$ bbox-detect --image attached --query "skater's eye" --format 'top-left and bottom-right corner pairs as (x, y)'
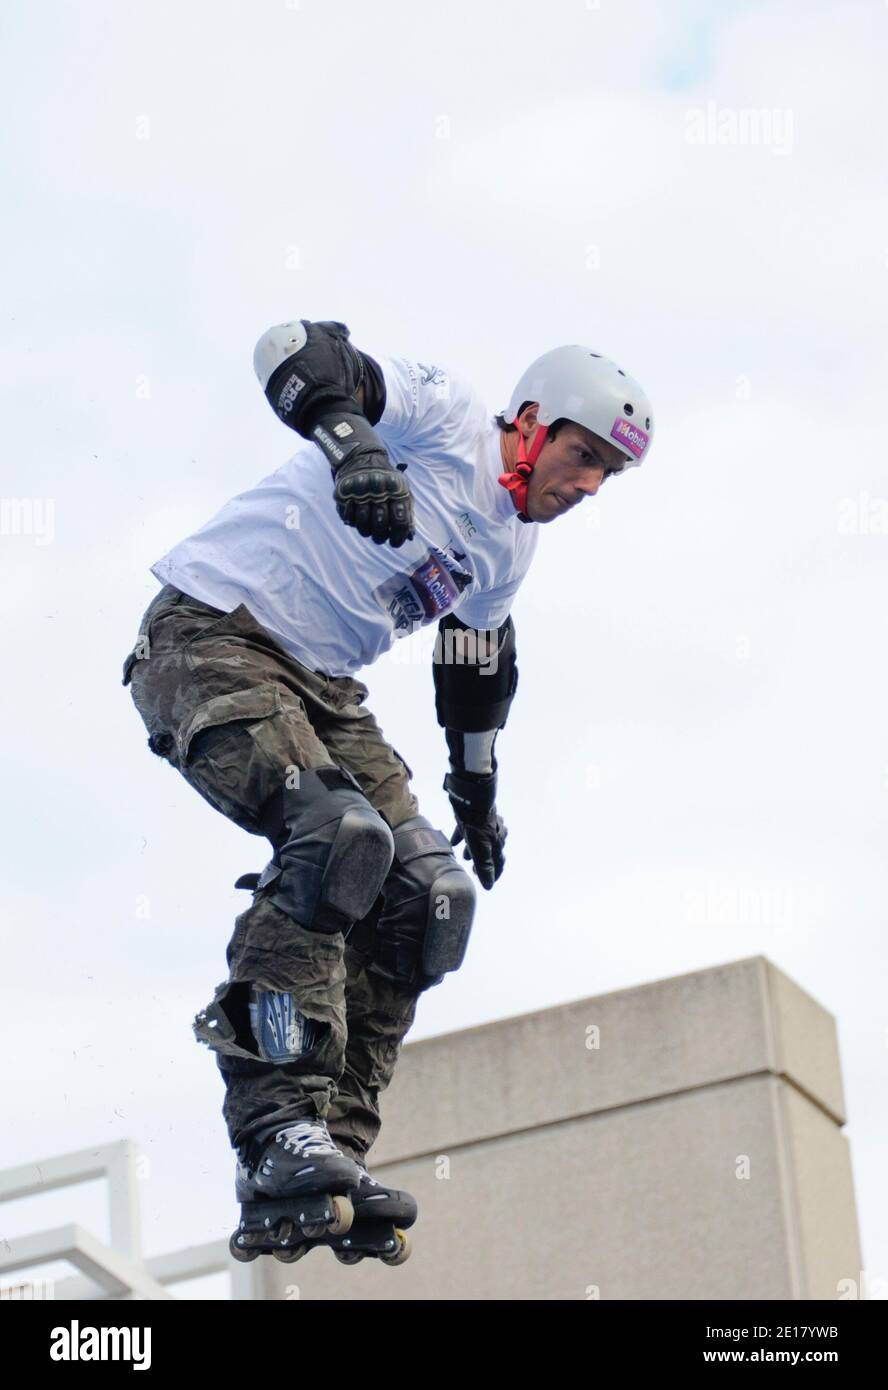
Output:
(576, 447), (602, 468)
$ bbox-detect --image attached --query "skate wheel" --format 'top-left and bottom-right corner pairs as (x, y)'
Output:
(273, 1244), (309, 1263)
(327, 1195), (354, 1236)
(380, 1229), (412, 1267)
(334, 1249), (364, 1265)
(229, 1232), (260, 1263)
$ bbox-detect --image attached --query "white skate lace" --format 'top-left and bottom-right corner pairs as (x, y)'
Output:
(275, 1120), (341, 1157)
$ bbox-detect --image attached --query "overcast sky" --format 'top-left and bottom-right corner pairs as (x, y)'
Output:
(3, 0), (887, 1297)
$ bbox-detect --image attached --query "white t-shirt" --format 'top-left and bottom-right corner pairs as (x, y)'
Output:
(151, 356), (539, 677)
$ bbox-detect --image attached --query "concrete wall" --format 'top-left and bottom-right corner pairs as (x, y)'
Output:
(263, 956), (862, 1300)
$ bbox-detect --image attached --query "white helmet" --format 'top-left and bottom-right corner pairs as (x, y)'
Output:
(501, 346), (654, 469)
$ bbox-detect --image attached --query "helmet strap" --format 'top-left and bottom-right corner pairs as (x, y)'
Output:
(498, 421), (549, 523)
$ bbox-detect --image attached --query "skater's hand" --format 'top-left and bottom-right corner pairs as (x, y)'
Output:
(333, 451), (416, 549)
(450, 815), (507, 891)
(444, 768), (507, 890)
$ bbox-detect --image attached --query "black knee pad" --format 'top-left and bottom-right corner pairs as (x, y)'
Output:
(370, 815), (477, 991)
(258, 766), (394, 933)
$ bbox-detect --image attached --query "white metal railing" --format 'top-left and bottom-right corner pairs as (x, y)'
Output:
(0, 1140), (262, 1300)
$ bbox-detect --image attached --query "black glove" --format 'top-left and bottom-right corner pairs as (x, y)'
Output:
(443, 767), (508, 891)
(332, 449), (415, 548)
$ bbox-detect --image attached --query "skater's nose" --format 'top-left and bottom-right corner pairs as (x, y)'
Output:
(576, 467), (605, 497)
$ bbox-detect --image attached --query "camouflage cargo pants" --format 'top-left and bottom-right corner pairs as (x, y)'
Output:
(122, 584), (423, 1161)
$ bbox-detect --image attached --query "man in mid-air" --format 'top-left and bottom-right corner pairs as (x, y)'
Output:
(122, 318), (654, 1263)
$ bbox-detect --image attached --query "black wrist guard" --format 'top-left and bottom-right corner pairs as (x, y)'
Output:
(311, 411), (394, 476)
(433, 613), (518, 732)
(443, 767), (498, 818)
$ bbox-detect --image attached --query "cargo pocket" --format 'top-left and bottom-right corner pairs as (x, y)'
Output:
(177, 683), (289, 832)
(181, 603), (255, 668)
(178, 683), (283, 762)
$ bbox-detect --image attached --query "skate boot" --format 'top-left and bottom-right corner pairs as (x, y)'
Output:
(229, 1119), (361, 1264)
(329, 1160), (417, 1266)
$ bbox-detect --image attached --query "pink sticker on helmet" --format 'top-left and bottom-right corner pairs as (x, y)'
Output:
(611, 417), (649, 458)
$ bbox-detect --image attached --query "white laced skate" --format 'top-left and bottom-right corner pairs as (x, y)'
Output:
(231, 1132), (414, 1264)
(235, 1117), (361, 1215)
(230, 1119), (360, 1261)
(275, 1120), (344, 1158)
(252, 1119), (345, 1183)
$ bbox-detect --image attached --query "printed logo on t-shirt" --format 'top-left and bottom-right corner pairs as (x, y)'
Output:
(418, 363), (447, 387)
(418, 363), (449, 401)
(373, 546), (473, 636)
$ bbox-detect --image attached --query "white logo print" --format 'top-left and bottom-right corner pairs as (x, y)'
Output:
(313, 426), (345, 460)
(50, 1321), (152, 1370)
(278, 374), (306, 413)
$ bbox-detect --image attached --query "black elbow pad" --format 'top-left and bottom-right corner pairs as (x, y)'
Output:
(255, 318), (385, 435)
(432, 613), (518, 732)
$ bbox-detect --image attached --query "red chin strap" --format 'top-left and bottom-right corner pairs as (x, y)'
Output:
(498, 423), (549, 523)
